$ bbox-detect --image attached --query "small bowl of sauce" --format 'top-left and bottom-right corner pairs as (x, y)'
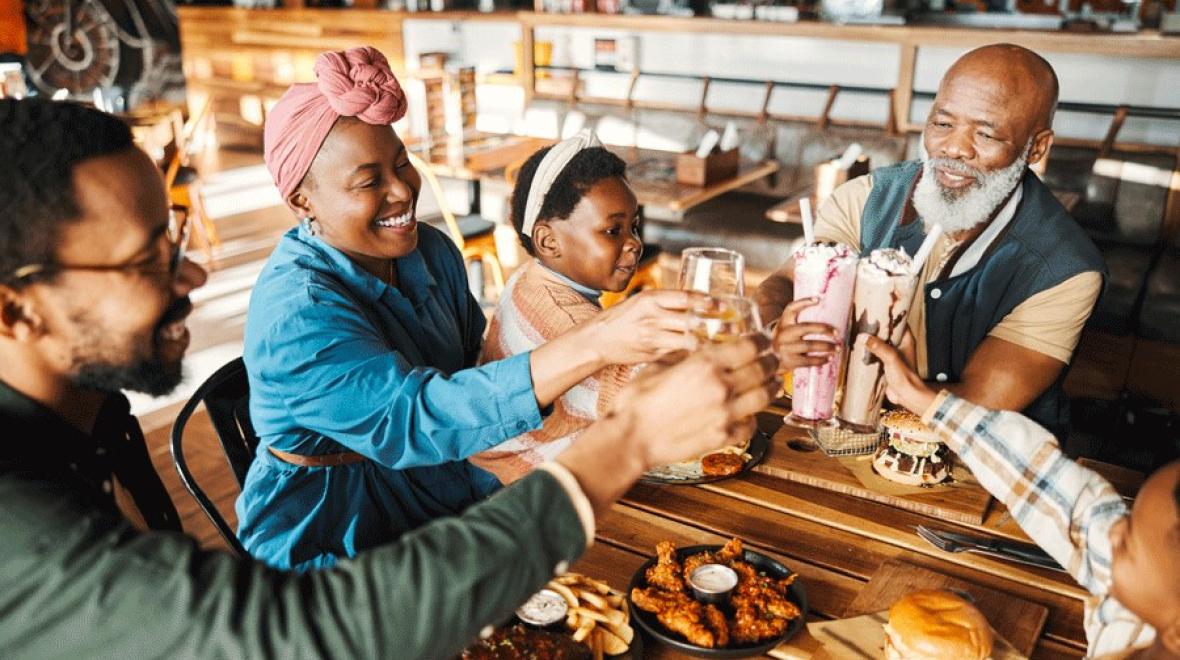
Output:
(516, 588), (569, 628)
(688, 564), (739, 605)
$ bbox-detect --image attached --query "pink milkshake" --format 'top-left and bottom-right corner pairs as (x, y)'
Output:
(788, 242), (858, 425)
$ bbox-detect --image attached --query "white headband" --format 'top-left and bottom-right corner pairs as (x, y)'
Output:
(521, 128), (603, 236)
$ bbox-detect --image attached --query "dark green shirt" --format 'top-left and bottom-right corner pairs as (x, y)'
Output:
(0, 380), (587, 658)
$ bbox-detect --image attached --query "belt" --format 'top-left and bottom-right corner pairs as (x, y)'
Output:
(267, 446), (367, 468)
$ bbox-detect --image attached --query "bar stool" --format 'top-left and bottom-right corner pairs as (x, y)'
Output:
(407, 150), (505, 302)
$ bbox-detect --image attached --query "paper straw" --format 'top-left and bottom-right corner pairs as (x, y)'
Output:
(910, 224), (944, 275)
(799, 196), (815, 245)
(836, 142), (863, 170)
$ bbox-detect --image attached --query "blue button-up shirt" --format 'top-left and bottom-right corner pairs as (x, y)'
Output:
(236, 224), (542, 571)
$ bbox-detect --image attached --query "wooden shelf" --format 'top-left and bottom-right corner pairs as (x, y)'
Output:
(521, 11), (1180, 59)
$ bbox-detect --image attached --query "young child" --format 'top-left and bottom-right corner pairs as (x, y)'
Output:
(866, 336), (1180, 660)
(472, 130), (643, 484)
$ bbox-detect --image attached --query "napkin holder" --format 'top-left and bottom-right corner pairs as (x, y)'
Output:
(815, 154), (871, 207)
(676, 147), (740, 186)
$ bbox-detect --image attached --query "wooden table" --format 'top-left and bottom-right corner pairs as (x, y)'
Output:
(475, 139), (780, 215)
(573, 407), (1099, 659)
(408, 132), (554, 182)
(611, 146), (780, 214)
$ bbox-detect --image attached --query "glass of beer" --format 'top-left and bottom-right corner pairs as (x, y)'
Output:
(679, 248), (745, 297)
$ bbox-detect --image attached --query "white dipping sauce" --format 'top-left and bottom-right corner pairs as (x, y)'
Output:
(516, 589), (568, 626)
(690, 564), (738, 593)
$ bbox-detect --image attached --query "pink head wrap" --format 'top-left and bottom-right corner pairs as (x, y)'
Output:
(263, 46), (408, 199)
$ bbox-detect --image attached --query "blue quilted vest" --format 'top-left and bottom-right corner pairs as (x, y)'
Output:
(860, 160), (1106, 438)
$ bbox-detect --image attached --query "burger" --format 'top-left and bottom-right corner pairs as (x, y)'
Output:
(872, 410), (951, 486)
(884, 590), (994, 660)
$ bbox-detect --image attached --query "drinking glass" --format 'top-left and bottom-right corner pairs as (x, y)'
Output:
(688, 295), (762, 345)
(679, 248), (745, 297)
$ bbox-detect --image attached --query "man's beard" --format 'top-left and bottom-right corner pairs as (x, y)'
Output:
(912, 141), (1031, 234)
(67, 298), (191, 397)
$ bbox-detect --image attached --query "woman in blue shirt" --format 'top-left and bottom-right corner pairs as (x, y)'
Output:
(236, 47), (695, 571)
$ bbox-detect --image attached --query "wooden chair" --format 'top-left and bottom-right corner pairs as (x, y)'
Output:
(407, 150), (505, 301)
(164, 100), (220, 263)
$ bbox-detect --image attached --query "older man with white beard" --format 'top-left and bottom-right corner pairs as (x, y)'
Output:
(757, 43), (1105, 439)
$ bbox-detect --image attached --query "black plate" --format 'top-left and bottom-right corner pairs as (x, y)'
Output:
(627, 545), (808, 659)
(639, 430), (769, 485)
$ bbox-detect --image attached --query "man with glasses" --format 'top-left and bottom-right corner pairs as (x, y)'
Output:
(0, 98), (777, 658)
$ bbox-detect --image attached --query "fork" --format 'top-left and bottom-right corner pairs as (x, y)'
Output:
(915, 525), (1064, 572)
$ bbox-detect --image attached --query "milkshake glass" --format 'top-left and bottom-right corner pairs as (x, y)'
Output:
(787, 242), (858, 427)
(839, 249), (918, 431)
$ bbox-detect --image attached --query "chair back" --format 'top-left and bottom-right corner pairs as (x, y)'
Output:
(170, 357), (257, 557)
(407, 149), (467, 250)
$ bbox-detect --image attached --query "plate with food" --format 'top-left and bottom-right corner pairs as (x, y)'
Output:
(628, 538), (807, 658)
(462, 573), (641, 659)
(639, 430), (769, 485)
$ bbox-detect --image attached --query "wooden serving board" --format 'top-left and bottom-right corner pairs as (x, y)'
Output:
(755, 426), (992, 525)
(841, 559), (1048, 658)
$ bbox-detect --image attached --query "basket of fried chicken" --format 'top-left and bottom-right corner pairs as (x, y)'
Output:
(627, 538), (807, 658)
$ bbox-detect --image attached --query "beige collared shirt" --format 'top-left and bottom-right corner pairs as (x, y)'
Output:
(816, 175), (1102, 377)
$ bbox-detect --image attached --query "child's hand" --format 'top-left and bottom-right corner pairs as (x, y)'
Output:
(589, 289), (698, 364)
(865, 335), (937, 415)
(772, 298), (839, 371)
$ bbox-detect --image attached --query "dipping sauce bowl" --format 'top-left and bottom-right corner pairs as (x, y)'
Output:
(688, 564), (739, 605)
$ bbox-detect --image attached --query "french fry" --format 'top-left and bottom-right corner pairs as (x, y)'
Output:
(551, 573), (633, 655)
(578, 590), (609, 610)
(572, 618), (595, 643)
(548, 581), (579, 608)
(600, 628), (629, 655)
(572, 607), (610, 624)
(605, 620), (634, 645)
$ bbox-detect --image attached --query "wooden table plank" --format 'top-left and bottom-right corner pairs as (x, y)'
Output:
(761, 426), (993, 525)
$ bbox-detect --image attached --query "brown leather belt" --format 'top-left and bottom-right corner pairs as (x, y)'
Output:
(267, 446), (367, 468)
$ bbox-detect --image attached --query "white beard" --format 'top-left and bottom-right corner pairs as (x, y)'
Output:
(912, 142), (1031, 234)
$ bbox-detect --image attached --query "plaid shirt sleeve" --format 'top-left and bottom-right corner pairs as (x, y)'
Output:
(920, 391), (1127, 596)
(920, 392), (1155, 656)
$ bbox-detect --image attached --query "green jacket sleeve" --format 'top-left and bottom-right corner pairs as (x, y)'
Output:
(0, 469), (586, 659)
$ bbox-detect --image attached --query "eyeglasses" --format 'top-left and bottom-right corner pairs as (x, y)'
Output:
(8, 205), (190, 282)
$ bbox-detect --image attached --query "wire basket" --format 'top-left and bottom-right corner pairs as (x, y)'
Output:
(811, 424), (883, 457)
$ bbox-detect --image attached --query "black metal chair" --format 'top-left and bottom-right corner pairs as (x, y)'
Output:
(170, 357), (257, 558)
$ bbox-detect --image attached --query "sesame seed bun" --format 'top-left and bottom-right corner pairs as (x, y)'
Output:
(881, 410), (937, 441)
(884, 590), (994, 660)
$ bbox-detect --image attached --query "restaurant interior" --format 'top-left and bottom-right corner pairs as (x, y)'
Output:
(2, 0), (1179, 657)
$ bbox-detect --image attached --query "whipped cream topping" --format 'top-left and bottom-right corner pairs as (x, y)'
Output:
(862, 248), (914, 278)
(796, 241), (857, 264)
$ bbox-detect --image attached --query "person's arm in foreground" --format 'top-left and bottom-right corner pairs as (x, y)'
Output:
(258, 286), (694, 468)
(866, 336), (1127, 595)
(0, 339), (776, 660)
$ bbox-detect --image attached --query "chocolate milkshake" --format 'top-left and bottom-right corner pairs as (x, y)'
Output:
(839, 248), (918, 430)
